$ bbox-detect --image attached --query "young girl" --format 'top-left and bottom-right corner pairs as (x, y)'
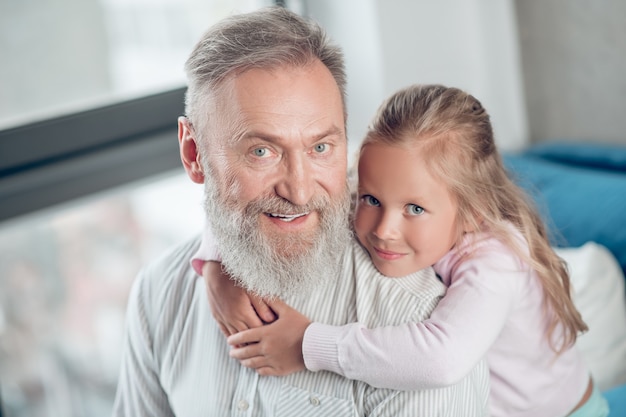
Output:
(203, 84), (609, 417)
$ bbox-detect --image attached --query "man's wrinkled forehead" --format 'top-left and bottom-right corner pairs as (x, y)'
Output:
(207, 63), (346, 142)
(219, 61), (344, 110)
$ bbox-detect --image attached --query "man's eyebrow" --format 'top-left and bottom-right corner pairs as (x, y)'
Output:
(238, 125), (345, 144)
(237, 132), (279, 144)
(314, 125), (345, 141)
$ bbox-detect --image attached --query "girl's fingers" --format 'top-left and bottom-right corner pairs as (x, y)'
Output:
(239, 308), (265, 329)
(230, 344), (261, 360)
(225, 324), (243, 337)
(217, 323), (230, 337)
(251, 296), (277, 323)
(232, 320), (253, 334)
(224, 319), (253, 339)
(227, 328), (261, 346)
(255, 366), (277, 377)
(240, 357), (266, 371)
(229, 345), (289, 376)
(264, 297), (289, 314)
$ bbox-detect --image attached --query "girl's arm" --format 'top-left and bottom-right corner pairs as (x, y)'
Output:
(203, 261), (275, 336)
(227, 298), (311, 376)
(197, 225), (275, 336)
(306, 248), (521, 389)
(229, 247), (521, 390)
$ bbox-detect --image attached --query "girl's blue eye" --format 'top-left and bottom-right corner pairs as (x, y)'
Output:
(362, 195), (380, 206)
(314, 143), (328, 153)
(407, 204), (424, 215)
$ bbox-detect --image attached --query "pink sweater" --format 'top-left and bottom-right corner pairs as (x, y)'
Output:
(303, 231), (589, 417)
(193, 226), (589, 417)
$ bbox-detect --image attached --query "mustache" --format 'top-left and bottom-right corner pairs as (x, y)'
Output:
(243, 194), (332, 217)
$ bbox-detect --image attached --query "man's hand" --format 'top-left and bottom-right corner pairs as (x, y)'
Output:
(202, 261), (276, 337)
(226, 298), (311, 376)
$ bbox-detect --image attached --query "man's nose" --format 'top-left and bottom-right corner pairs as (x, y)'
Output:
(275, 153), (315, 206)
(373, 211), (401, 240)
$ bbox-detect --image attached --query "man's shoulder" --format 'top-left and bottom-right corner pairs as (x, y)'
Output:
(141, 234), (201, 279)
(133, 235), (202, 311)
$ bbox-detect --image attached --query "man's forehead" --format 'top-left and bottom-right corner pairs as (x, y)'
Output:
(213, 63), (346, 142)
(226, 61), (341, 102)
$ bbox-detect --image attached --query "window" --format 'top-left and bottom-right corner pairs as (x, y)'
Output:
(1, 0), (272, 222)
(0, 173), (205, 417)
(0, 1), (269, 415)
(0, 0), (269, 130)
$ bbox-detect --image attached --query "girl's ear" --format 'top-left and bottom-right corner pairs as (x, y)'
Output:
(463, 219), (475, 234)
(178, 117), (204, 184)
(460, 212), (481, 234)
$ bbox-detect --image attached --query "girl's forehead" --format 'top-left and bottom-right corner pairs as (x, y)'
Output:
(358, 143), (428, 184)
(359, 140), (425, 164)
(358, 140), (455, 195)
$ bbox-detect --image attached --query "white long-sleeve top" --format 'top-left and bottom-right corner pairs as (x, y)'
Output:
(113, 235), (491, 416)
(303, 230), (590, 417)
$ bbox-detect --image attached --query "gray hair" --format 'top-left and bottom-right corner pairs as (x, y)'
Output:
(184, 6), (347, 134)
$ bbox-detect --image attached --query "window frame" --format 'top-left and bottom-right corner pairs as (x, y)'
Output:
(0, 87), (186, 223)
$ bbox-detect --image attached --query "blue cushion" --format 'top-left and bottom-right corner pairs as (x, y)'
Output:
(503, 154), (626, 276)
(604, 383), (626, 417)
(525, 141), (626, 173)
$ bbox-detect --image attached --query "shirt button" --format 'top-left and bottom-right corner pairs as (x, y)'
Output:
(237, 399), (249, 411)
(310, 396), (321, 406)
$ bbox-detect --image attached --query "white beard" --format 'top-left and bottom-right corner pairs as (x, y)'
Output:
(203, 171), (352, 299)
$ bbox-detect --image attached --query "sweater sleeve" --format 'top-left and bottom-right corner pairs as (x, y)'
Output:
(303, 242), (523, 390)
(190, 223), (222, 275)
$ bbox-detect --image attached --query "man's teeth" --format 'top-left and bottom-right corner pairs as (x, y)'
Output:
(267, 213), (308, 222)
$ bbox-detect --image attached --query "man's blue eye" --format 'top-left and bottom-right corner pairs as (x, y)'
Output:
(314, 143), (327, 153)
(362, 195), (380, 206)
(253, 148), (267, 157)
(407, 204), (424, 215)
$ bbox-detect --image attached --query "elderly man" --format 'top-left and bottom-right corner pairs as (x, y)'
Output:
(112, 6), (489, 416)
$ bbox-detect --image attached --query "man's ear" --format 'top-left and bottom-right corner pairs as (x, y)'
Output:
(178, 116), (204, 184)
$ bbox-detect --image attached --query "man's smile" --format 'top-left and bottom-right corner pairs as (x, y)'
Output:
(266, 212), (310, 222)
(262, 211), (317, 231)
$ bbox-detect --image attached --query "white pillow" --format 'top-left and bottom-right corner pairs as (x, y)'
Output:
(555, 242), (626, 390)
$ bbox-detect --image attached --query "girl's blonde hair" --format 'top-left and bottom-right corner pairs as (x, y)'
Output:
(362, 84), (587, 353)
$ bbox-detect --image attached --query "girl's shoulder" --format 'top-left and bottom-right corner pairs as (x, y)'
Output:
(434, 226), (529, 284)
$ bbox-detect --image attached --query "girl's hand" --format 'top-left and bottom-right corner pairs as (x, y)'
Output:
(227, 298), (311, 376)
(202, 261), (276, 337)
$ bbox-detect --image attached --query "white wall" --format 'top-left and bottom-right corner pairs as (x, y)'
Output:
(306, 0), (529, 160)
(516, 0), (626, 145)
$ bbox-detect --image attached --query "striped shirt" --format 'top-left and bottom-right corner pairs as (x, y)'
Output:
(112, 236), (490, 416)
